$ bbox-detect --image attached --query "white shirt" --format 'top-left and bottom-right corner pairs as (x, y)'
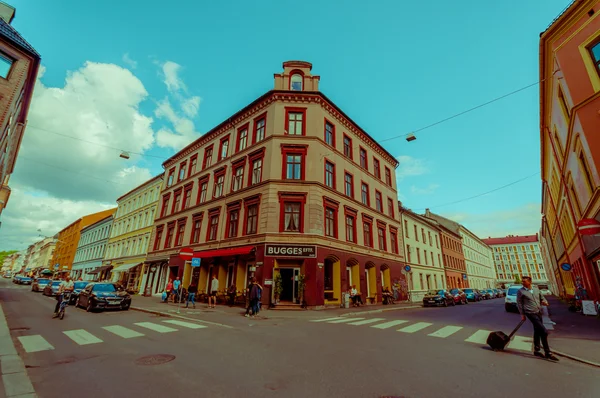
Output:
(210, 279), (219, 292)
(351, 288), (357, 296)
(60, 280), (74, 292)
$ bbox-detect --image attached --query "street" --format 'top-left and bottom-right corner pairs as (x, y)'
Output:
(1, 280), (599, 398)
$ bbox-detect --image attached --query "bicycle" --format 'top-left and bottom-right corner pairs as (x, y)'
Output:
(57, 292), (72, 320)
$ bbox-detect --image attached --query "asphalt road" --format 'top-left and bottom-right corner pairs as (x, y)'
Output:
(2, 280), (599, 398)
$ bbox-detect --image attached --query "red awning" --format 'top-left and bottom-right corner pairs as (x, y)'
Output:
(192, 245), (256, 259)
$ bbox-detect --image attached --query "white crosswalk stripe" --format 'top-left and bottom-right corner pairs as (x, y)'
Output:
(18, 335), (54, 353)
(347, 318), (386, 326)
(507, 336), (533, 351)
(428, 325), (463, 338)
(63, 329), (103, 345)
(163, 320), (207, 329)
(327, 317), (365, 324)
(310, 317), (341, 323)
(397, 322), (433, 333)
(134, 322), (178, 333)
(464, 329), (491, 344)
(103, 325), (145, 339)
(370, 320), (409, 329)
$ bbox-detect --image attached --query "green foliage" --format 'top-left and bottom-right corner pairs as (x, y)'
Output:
(0, 250), (18, 267)
(297, 274), (306, 300)
(514, 274), (522, 285)
(274, 273), (283, 299)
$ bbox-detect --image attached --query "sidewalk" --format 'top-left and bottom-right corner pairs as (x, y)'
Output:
(546, 296), (600, 366)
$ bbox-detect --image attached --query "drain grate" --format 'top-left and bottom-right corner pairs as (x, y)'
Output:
(135, 354), (176, 366)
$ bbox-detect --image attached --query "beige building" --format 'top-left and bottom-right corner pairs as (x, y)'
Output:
(26, 237), (56, 272)
(146, 61), (408, 308)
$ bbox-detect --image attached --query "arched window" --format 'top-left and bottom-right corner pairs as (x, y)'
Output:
(290, 74), (303, 91)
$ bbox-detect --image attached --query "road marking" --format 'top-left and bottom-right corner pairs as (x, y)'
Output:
(327, 317), (364, 324)
(370, 320), (409, 329)
(163, 320), (207, 329)
(397, 322), (433, 333)
(347, 318), (386, 326)
(428, 325), (463, 338)
(309, 317), (341, 322)
(103, 325), (145, 339)
(17, 335), (54, 353)
(507, 336), (532, 352)
(134, 322), (178, 333)
(63, 329), (103, 345)
(465, 329), (491, 344)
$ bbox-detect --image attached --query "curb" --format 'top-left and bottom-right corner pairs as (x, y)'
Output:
(131, 307), (234, 329)
(552, 349), (600, 368)
(339, 305), (421, 317)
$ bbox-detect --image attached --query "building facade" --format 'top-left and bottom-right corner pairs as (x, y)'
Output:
(24, 237), (56, 272)
(540, 0), (600, 301)
(146, 61), (408, 308)
(50, 209), (116, 272)
(0, 3), (40, 216)
(482, 234), (549, 288)
(104, 174), (162, 293)
(400, 208), (445, 301)
(72, 214), (114, 280)
(438, 224), (467, 289)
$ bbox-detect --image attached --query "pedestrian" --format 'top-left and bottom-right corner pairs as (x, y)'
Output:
(517, 276), (559, 361)
(173, 277), (181, 303)
(208, 275), (219, 308)
(228, 283), (237, 306)
(166, 279), (173, 302)
(186, 282), (197, 309)
(248, 277), (261, 317)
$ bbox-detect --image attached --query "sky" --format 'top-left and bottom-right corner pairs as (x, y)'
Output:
(0, 0), (573, 251)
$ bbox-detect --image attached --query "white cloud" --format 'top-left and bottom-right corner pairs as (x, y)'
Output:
(410, 183), (440, 195)
(162, 61), (186, 93)
(396, 155), (430, 180)
(122, 53), (137, 69)
(439, 203), (542, 239)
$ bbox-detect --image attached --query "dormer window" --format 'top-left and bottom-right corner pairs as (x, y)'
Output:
(291, 74), (303, 91)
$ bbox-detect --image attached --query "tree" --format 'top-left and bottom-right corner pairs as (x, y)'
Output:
(0, 250), (18, 267)
(514, 274), (522, 285)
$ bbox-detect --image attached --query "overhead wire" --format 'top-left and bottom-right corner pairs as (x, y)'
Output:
(18, 155), (127, 185)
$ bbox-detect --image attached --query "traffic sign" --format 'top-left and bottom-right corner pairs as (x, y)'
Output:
(179, 247), (194, 259)
(561, 263), (572, 272)
(191, 258), (201, 267)
(404, 265), (411, 272)
(577, 218), (600, 236)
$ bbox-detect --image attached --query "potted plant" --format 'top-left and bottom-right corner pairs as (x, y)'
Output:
(297, 274), (306, 307)
(274, 273), (283, 304)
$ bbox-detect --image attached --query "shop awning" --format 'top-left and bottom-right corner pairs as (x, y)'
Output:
(112, 263), (142, 273)
(87, 265), (113, 275)
(193, 245), (255, 259)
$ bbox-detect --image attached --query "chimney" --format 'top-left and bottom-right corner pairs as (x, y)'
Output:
(0, 2), (15, 24)
(425, 208), (431, 217)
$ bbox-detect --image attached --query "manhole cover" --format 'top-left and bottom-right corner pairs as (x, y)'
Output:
(135, 354), (176, 366)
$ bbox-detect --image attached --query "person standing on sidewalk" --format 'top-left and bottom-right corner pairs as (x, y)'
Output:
(186, 282), (197, 308)
(517, 276), (559, 361)
(173, 277), (181, 303)
(208, 275), (219, 308)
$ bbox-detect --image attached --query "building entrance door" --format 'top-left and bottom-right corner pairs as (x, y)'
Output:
(279, 268), (301, 303)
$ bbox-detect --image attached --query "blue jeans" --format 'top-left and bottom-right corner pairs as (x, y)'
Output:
(186, 293), (195, 307)
(251, 298), (259, 315)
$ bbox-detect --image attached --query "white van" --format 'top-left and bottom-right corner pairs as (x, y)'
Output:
(504, 284), (523, 312)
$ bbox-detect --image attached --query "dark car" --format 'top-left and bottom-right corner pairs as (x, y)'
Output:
(485, 289), (497, 299)
(423, 289), (455, 307)
(463, 288), (482, 302)
(449, 288), (468, 305)
(43, 281), (62, 296)
(12, 275), (22, 284)
(494, 288), (505, 298)
(31, 278), (51, 292)
(69, 281), (91, 304)
(76, 282), (132, 312)
(18, 277), (32, 285)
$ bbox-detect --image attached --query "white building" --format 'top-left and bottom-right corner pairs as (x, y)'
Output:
(400, 208), (446, 302)
(459, 227), (495, 289)
(72, 214), (114, 280)
(483, 234), (549, 289)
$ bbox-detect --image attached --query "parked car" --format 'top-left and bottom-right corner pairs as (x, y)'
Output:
(494, 288), (505, 298)
(505, 284), (523, 312)
(76, 282), (132, 312)
(12, 275), (23, 284)
(69, 281), (91, 304)
(423, 289), (455, 307)
(31, 278), (51, 292)
(18, 277), (32, 285)
(540, 289), (552, 296)
(3, 272), (12, 278)
(483, 289), (496, 299)
(43, 281), (62, 296)
(449, 288), (468, 305)
(463, 288), (482, 302)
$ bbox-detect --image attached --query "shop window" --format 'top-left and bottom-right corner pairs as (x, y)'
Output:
(344, 172), (354, 198)
(375, 191), (383, 212)
(175, 220), (186, 247)
(324, 119), (335, 147)
(172, 189), (182, 214)
(248, 147), (266, 185)
(373, 158), (381, 179)
(363, 216), (373, 248)
(203, 145), (214, 169)
(237, 124), (249, 152)
(183, 184), (193, 210)
(232, 163), (245, 192)
(226, 205), (240, 238)
(390, 228), (398, 254)
(359, 147), (368, 170)
(285, 107), (306, 136)
(385, 167), (392, 186)
(243, 195), (261, 235)
(207, 209), (221, 241)
(160, 194), (171, 218)
(343, 135), (352, 159)
(164, 223), (175, 248)
(387, 198), (394, 217)
(188, 155), (198, 177)
(378, 225), (386, 251)
(219, 136), (230, 160)
(167, 168), (175, 187)
(197, 176), (209, 204)
(279, 192), (307, 233)
(190, 214), (203, 244)
(325, 160), (335, 189)
(253, 114), (266, 143)
(281, 144), (308, 180)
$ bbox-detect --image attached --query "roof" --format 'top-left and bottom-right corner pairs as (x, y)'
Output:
(539, 0), (579, 37)
(0, 17), (39, 58)
(401, 206), (441, 231)
(422, 211), (461, 235)
(80, 214), (115, 233)
(482, 235), (539, 246)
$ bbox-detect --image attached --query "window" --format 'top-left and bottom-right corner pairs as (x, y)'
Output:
(375, 191), (383, 212)
(213, 168), (226, 198)
(373, 158), (381, 179)
(377, 225), (386, 251)
(178, 162), (187, 182)
(226, 207), (240, 238)
(359, 147), (368, 169)
(232, 165), (244, 192)
(422, 228), (426, 242)
(324, 207), (337, 238)
(190, 215), (203, 244)
(279, 192), (306, 233)
(160, 194), (171, 218)
(385, 167), (392, 186)
(424, 250), (428, 265)
(325, 161), (335, 189)
(245, 203), (258, 235)
(282, 145), (307, 180)
(237, 126), (248, 152)
(175, 221), (186, 247)
(345, 208), (357, 243)
(183, 184), (193, 209)
(0, 53), (13, 79)
(165, 224), (175, 248)
(390, 228), (399, 254)
(167, 168), (175, 187)
(431, 252), (435, 266)
(361, 183), (370, 206)
(250, 158), (262, 185)
(579, 151), (594, 192)
(363, 216), (373, 248)
(416, 248), (421, 264)
(197, 177), (208, 204)
(253, 115), (266, 143)
(589, 41), (600, 75)
(343, 135), (352, 158)
(344, 172), (354, 198)
(387, 198), (394, 217)
(172, 189), (182, 213)
(219, 137), (229, 160)
(324, 120), (335, 147)
(414, 225), (418, 241)
(286, 108), (306, 136)
(404, 220), (409, 237)
(203, 146), (213, 169)
(407, 245), (411, 262)
(428, 231), (432, 246)
(207, 210), (220, 241)
(189, 155), (198, 177)
(435, 235), (439, 248)
(290, 73), (303, 91)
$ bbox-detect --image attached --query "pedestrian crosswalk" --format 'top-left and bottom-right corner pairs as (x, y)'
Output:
(309, 317), (534, 352)
(16, 320), (209, 353)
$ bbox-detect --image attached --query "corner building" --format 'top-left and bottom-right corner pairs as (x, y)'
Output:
(146, 61), (407, 308)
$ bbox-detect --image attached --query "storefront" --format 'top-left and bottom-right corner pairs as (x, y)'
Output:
(111, 262), (143, 292)
(140, 260), (170, 296)
(87, 265), (113, 281)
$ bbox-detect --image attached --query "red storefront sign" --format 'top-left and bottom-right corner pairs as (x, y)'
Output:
(577, 219), (600, 236)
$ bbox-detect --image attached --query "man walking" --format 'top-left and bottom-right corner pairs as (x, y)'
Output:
(517, 276), (558, 361)
(208, 275), (219, 308)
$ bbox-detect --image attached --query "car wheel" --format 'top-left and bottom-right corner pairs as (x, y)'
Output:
(86, 300), (93, 313)
(464, 298), (468, 304)
(76, 297), (81, 308)
(122, 302), (130, 311)
(443, 300), (448, 307)
(451, 300), (456, 306)
(504, 304), (511, 312)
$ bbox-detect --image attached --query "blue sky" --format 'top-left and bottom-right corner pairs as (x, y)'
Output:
(1, 0), (573, 250)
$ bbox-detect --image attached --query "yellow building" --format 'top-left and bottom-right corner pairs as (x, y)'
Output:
(103, 174), (163, 293)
